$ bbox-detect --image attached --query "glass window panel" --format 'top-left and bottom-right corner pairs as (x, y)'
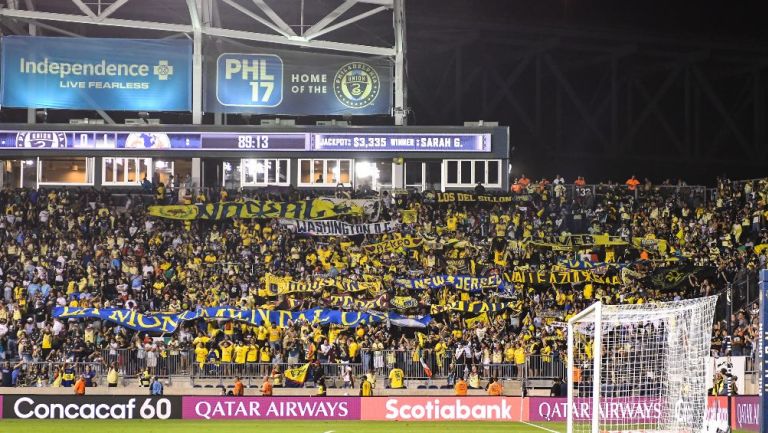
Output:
(39, 158), (88, 184)
(426, 162), (441, 188)
(446, 160), (458, 184)
(405, 162), (423, 185)
(376, 161), (392, 185)
(127, 159), (136, 182)
(339, 160), (351, 184)
(326, 160), (338, 185)
(474, 161), (486, 185)
(278, 160), (288, 183)
(300, 160), (311, 184)
(487, 160), (500, 185)
(104, 158), (114, 183)
(460, 161), (472, 184)
(139, 159), (150, 182)
(244, 159), (255, 184)
(312, 160), (323, 183)
(255, 160), (267, 184)
(267, 160), (277, 183)
(115, 158), (125, 182)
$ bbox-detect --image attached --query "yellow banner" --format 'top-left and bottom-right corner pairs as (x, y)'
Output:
(464, 312), (489, 327)
(401, 209), (418, 224)
(147, 198), (361, 221)
(363, 236), (423, 254)
(504, 270), (622, 285)
(528, 234), (628, 250)
(284, 363), (310, 384)
(263, 273), (382, 296)
(632, 236), (669, 254)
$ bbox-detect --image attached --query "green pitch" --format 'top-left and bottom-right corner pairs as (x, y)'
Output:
(0, 421), (754, 433)
(0, 420), (566, 433)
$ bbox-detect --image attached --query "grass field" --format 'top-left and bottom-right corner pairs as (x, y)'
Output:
(0, 420), (567, 433)
(0, 420), (754, 433)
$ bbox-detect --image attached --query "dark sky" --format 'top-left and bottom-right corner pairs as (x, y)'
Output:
(409, 0), (768, 41)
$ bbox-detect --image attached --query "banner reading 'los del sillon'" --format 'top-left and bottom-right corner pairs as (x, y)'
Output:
(0, 36), (191, 111)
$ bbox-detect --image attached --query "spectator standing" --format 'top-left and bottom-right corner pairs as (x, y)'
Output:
(150, 377), (163, 396)
(234, 376), (245, 396)
(260, 375), (272, 396)
(74, 374), (86, 396)
(454, 377), (468, 396)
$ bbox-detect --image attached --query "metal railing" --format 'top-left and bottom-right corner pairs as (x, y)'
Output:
(6, 361), (106, 387)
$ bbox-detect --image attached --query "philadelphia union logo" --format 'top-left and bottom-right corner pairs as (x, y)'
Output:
(16, 131), (67, 148)
(334, 62), (380, 108)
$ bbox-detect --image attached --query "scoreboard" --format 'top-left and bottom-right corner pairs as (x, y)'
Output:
(0, 130), (492, 153)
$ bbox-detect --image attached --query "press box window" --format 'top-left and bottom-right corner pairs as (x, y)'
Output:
(444, 159), (502, 187)
(299, 159), (352, 186)
(38, 157), (94, 185)
(103, 158), (150, 185)
(242, 159), (289, 186)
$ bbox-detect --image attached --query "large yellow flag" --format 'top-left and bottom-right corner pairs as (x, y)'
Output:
(284, 362), (310, 386)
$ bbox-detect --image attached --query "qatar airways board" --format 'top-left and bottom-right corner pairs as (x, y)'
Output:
(0, 36), (191, 111)
(182, 397), (359, 420)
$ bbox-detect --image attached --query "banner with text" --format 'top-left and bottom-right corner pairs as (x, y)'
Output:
(360, 397), (524, 421)
(2, 396), (181, 419)
(279, 219), (398, 236)
(1, 36), (191, 111)
(205, 43), (392, 115)
(53, 307), (432, 332)
(147, 198), (360, 220)
(424, 191), (528, 204)
(363, 236), (423, 254)
(182, 396), (360, 420)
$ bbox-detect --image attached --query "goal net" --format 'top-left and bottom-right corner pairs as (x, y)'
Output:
(566, 296), (718, 433)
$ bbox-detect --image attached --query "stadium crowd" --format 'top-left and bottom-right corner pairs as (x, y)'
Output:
(0, 175), (766, 388)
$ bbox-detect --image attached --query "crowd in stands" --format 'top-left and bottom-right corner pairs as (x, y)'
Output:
(0, 175), (766, 389)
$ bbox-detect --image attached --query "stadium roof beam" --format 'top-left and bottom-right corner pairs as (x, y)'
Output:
(98, 0), (131, 20)
(0, 8), (395, 55)
(185, 0), (203, 124)
(70, 0), (97, 18)
(302, 0), (359, 39)
(218, 0), (293, 38)
(304, 5), (389, 41)
(251, 0), (296, 37)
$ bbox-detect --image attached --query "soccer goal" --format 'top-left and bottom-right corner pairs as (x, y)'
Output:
(566, 296), (718, 433)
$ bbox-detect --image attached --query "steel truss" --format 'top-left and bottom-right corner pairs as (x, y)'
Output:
(407, 20), (768, 173)
(0, 0), (407, 125)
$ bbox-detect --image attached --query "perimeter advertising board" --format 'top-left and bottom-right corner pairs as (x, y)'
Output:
(205, 43), (392, 115)
(359, 397), (524, 421)
(1, 396), (181, 419)
(0, 36), (191, 111)
(181, 396), (359, 420)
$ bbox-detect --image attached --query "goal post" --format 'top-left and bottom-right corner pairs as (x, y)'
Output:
(567, 296), (718, 433)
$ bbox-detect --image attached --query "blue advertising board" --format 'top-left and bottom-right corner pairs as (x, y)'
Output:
(0, 130), (493, 152)
(206, 44), (392, 115)
(311, 133), (492, 152)
(0, 36), (191, 111)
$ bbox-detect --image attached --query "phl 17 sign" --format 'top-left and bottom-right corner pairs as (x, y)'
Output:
(207, 44), (392, 115)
